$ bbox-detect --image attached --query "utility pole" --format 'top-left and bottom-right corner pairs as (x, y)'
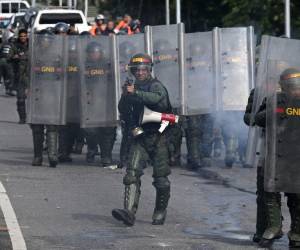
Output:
(166, 0), (170, 25)
(285, 0), (291, 38)
(84, 0), (88, 17)
(176, 0), (181, 24)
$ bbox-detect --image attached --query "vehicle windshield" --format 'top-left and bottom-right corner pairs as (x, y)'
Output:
(0, 18), (11, 28)
(39, 13), (83, 24)
(12, 15), (26, 28)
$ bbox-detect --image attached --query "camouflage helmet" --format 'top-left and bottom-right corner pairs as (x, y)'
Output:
(37, 29), (54, 45)
(86, 41), (102, 54)
(86, 41), (103, 62)
(54, 22), (69, 34)
(119, 41), (137, 60)
(280, 68), (300, 89)
(128, 53), (153, 75)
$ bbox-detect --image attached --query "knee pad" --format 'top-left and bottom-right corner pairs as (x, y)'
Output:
(46, 125), (58, 133)
(153, 177), (170, 190)
(123, 173), (138, 185)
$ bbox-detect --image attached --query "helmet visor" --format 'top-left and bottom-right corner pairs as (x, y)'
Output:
(129, 64), (151, 76)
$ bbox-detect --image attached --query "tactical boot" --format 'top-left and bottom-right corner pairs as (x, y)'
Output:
(100, 128), (116, 167)
(32, 130), (44, 166)
(58, 155), (72, 163)
(259, 195), (283, 247)
(112, 183), (140, 226)
(58, 127), (72, 163)
(32, 157), (42, 166)
(152, 187), (170, 225)
(17, 101), (26, 124)
(201, 157), (212, 168)
(47, 130), (58, 168)
(253, 169), (268, 243)
(288, 196), (300, 248)
(86, 151), (95, 163)
(252, 199), (268, 243)
(187, 159), (201, 170)
(224, 136), (238, 168)
(212, 131), (223, 158)
(73, 142), (84, 154)
(185, 124), (201, 170)
(101, 158), (113, 167)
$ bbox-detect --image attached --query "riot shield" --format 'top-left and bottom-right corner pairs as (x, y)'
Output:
(147, 24), (184, 109)
(27, 34), (67, 125)
(183, 31), (215, 115)
(253, 36), (300, 118)
(78, 36), (118, 128)
(265, 60), (300, 193)
(215, 27), (255, 111)
(66, 36), (80, 123)
(245, 36), (300, 167)
(116, 33), (146, 104)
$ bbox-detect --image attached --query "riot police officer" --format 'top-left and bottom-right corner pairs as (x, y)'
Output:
(29, 29), (60, 168)
(83, 41), (116, 166)
(112, 53), (172, 226)
(0, 33), (15, 96)
(55, 23), (78, 163)
(255, 68), (300, 248)
(244, 89), (268, 243)
(12, 29), (29, 124)
(58, 36), (83, 162)
(54, 22), (69, 35)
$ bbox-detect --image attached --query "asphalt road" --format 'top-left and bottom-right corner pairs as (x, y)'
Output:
(0, 86), (292, 250)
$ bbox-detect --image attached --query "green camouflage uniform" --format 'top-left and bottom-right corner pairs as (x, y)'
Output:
(0, 40), (14, 95)
(113, 76), (172, 226)
(255, 94), (300, 247)
(11, 39), (29, 123)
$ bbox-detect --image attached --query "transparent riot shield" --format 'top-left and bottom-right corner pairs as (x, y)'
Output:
(215, 27), (255, 111)
(183, 31), (215, 115)
(147, 24), (184, 109)
(116, 33), (146, 106)
(245, 36), (300, 167)
(27, 34), (67, 125)
(117, 33), (146, 86)
(78, 36), (118, 128)
(265, 60), (300, 193)
(66, 36), (80, 123)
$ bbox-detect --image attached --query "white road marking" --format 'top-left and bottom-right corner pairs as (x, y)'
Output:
(0, 181), (27, 250)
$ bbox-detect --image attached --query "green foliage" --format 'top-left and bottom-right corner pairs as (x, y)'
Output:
(33, 0), (300, 38)
(222, 0), (285, 37)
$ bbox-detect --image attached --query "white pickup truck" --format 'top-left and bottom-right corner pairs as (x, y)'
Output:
(31, 9), (90, 33)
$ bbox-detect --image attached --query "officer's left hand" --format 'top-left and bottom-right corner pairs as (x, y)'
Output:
(126, 84), (135, 94)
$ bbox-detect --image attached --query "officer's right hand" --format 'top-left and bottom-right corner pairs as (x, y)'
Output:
(126, 84), (135, 94)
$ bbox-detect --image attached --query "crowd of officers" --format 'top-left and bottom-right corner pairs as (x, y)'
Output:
(0, 15), (280, 247)
(0, 14), (248, 170)
(0, 10), (298, 249)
